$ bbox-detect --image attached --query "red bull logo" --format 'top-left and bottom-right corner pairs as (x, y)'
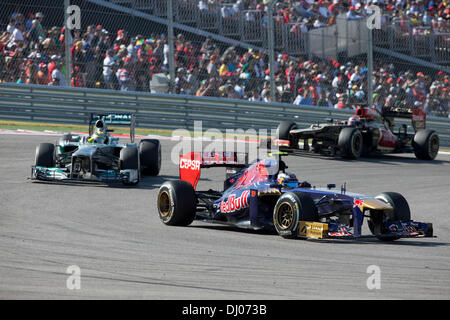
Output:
(353, 199), (364, 212)
(220, 190), (250, 213)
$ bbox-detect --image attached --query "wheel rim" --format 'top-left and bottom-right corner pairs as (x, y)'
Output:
(429, 135), (439, 158)
(352, 133), (362, 156)
(158, 191), (171, 217)
(277, 203), (294, 229)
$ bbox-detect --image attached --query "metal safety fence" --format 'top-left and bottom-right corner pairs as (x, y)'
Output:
(1, 83), (449, 148)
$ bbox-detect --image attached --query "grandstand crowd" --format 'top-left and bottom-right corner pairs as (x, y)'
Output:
(218, 0), (450, 32)
(0, 1), (448, 117)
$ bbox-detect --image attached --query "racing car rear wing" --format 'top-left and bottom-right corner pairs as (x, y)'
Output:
(179, 152), (248, 189)
(89, 113), (135, 142)
(357, 106), (427, 131)
(381, 107), (426, 130)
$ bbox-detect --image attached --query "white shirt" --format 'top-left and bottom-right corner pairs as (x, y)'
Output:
(51, 69), (67, 86)
(6, 24), (15, 34)
(103, 56), (114, 77)
(313, 19), (326, 28)
(127, 43), (137, 60)
(249, 95), (262, 102)
(8, 28), (23, 48)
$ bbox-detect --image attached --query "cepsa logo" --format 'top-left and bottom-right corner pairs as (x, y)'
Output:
(180, 159), (201, 170)
(220, 190), (250, 213)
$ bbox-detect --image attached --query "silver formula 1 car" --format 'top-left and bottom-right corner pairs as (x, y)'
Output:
(31, 113), (161, 185)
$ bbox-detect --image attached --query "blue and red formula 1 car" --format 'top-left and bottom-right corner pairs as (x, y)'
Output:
(157, 152), (433, 241)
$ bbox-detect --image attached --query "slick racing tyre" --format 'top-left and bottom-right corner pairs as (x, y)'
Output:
(276, 121), (298, 149)
(157, 180), (196, 226)
(120, 146), (140, 185)
(139, 139), (161, 176)
(338, 127), (363, 159)
(35, 143), (55, 167)
(412, 129), (439, 160)
(368, 192), (411, 241)
(273, 192), (318, 239)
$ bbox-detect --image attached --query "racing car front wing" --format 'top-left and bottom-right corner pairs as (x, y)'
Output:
(298, 220), (433, 240)
(30, 166), (139, 184)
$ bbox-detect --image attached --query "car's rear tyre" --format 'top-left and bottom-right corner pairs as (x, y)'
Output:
(139, 139), (161, 176)
(35, 143), (55, 167)
(273, 192), (318, 239)
(120, 146), (140, 185)
(368, 192), (411, 241)
(413, 129), (439, 160)
(157, 180), (196, 226)
(276, 121), (298, 149)
(338, 127), (363, 159)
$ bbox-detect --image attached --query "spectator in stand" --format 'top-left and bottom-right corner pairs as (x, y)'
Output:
(71, 66), (85, 87)
(347, 5), (364, 20)
(47, 55), (58, 83)
(107, 63), (120, 90)
(36, 62), (49, 85)
(82, 33), (95, 87)
(72, 41), (84, 76)
(50, 61), (66, 87)
(247, 86), (260, 101)
(25, 60), (37, 84)
(118, 57), (135, 91)
(135, 49), (151, 92)
(7, 22), (24, 51)
(16, 70), (26, 84)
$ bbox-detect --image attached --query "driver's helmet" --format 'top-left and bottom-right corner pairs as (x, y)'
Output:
(88, 120), (108, 144)
(348, 116), (361, 127)
(277, 172), (299, 188)
(95, 119), (105, 129)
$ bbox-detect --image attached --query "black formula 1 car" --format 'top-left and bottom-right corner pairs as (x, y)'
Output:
(31, 113), (161, 185)
(156, 152), (433, 241)
(275, 106), (439, 160)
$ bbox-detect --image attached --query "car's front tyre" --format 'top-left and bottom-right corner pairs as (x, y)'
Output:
(120, 146), (140, 185)
(368, 192), (411, 241)
(35, 143), (55, 167)
(276, 121), (298, 149)
(273, 192), (318, 239)
(338, 127), (363, 159)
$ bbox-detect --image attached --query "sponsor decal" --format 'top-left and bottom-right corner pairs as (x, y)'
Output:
(379, 129), (398, 148)
(299, 221), (328, 238)
(353, 199), (365, 212)
(180, 158), (201, 170)
(389, 224), (398, 232)
(234, 161), (269, 189)
(220, 190), (250, 213)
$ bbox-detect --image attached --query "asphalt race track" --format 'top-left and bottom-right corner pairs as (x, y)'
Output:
(1, 134), (449, 299)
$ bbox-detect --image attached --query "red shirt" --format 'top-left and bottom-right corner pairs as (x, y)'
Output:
(48, 61), (56, 82)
